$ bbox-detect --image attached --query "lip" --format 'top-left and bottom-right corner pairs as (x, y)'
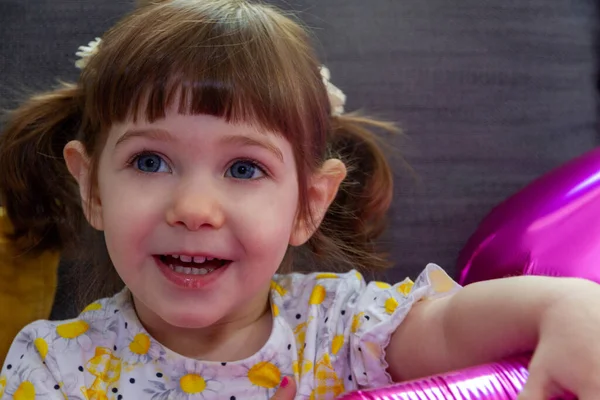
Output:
(153, 255), (230, 289)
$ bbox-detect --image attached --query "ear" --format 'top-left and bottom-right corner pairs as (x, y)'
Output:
(289, 159), (347, 246)
(63, 140), (104, 230)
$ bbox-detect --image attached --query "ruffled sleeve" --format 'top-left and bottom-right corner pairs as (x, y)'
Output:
(348, 263), (461, 388)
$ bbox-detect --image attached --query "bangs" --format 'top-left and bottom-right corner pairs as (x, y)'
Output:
(80, 1), (330, 140)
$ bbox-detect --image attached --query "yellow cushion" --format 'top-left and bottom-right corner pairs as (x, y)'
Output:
(0, 208), (60, 363)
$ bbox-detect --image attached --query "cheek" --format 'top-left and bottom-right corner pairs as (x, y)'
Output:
(236, 180), (299, 256)
(96, 169), (161, 263)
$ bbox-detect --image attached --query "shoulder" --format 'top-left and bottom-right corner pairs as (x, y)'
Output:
(53, 288), (128, 334)
(271, 270), (366, 300)
(77, 287), (131, 322)
(271, 270), (366, 298)
(5, 289), (128, 363)
(1, 290), (138, 398)
(269, 270), (367, 325)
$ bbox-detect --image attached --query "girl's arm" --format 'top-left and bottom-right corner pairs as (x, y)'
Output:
(385, 275), (597, 381)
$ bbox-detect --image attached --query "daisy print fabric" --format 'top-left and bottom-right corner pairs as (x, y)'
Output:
(0, 264), (460, 400)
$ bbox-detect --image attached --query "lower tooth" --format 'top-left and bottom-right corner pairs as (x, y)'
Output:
(169, 265), (213, 275)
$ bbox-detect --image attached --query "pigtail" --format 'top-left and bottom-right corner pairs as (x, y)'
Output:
(306, 113), (398, 274)
(0, 83), (84, 255)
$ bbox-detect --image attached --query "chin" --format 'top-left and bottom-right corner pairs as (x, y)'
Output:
(160, 309), (224, 329)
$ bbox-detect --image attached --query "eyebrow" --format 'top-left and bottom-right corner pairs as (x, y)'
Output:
(219, 135), (284, 163)
(114, 128), (284, 162)
(114, 128), (176, 148)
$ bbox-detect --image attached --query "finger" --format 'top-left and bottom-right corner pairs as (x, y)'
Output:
(270, 377), (296, 400)
(518, 371), (553, 400)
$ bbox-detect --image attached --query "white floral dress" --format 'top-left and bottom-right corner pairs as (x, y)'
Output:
(0, 264), (459, 400)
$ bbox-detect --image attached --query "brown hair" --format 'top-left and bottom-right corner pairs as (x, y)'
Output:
(0, 0), (397, 308)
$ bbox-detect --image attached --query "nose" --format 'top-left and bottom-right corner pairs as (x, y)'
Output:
(165, 183), (225, 231)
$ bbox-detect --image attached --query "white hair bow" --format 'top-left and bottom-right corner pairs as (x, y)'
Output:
(320, 66), (347, 116)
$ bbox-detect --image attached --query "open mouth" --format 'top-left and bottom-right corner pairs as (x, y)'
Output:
(158, 254), (231, 275)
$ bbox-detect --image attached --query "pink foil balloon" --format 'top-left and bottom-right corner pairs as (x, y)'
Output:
(457, 147), (600, 285)
(339, 356), (531, 400)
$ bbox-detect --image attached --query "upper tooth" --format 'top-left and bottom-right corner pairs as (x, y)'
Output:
(180, 255), (192, 262)
(193, 256), (206, 263)
(172, 255), (180, 259)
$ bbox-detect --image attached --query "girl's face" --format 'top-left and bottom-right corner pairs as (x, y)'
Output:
(69, 108), (323, 330)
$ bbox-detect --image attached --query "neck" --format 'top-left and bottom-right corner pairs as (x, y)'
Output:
(133, 291), (273, 361)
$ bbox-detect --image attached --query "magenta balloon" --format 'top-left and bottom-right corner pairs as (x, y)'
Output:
(457, 147), (600, 286)
(339, 356), (531, 400)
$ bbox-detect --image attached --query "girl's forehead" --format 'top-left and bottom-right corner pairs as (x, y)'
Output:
(106, 111), (286, 145)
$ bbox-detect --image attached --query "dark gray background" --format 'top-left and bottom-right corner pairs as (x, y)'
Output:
(1, 0), (598, 317)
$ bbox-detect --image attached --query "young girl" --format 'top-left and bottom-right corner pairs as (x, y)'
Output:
(2, 1), (600, 399)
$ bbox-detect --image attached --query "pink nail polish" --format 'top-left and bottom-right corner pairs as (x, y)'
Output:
(281, 377), (290, 388)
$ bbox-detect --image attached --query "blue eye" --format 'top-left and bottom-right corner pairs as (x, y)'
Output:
(134, 153), (170, 173)
(226, 160), (265, 180)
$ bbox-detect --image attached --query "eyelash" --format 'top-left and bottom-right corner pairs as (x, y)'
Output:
(126, 151), (271, 179)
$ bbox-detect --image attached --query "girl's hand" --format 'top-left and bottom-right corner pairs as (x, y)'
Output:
(269, 377), (296, 400)
(520, 281), (600, 399)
